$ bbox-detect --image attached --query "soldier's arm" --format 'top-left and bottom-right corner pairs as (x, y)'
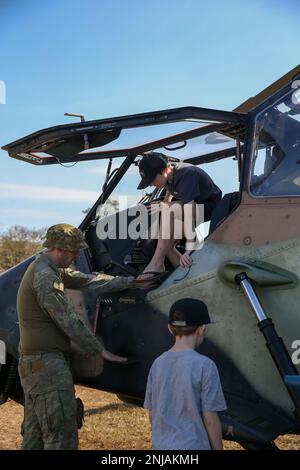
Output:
(60, 268), (95, 289)
(86, 273), (135, 294)
(33, 271), (104, 354)
(61, 268), (135, 293)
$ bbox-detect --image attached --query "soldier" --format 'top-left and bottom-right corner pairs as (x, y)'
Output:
(17, 223), (135, 450)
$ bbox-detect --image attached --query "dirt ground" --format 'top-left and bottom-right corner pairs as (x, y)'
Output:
(0, 385), (299, 450)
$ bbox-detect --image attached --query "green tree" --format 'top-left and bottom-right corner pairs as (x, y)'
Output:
(0, 225), (46, 272)
(96, 199), (119, 218)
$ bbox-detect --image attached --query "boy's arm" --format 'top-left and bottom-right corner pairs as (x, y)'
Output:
(163, 190), (173, 203)
(203, 411), (223, 450)
(179, 201), (197, 267)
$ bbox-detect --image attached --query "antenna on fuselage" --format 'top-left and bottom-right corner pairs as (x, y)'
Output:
(64, 112), (89, 149)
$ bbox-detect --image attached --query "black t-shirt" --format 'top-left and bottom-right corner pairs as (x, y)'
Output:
(166, 162), (222, 207)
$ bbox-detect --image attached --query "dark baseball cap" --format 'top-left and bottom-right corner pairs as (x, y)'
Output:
(137, 152), (168, 190)
(169, 298), (216, 326)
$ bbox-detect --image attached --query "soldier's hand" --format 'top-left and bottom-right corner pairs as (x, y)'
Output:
(101, 349), (128, 363)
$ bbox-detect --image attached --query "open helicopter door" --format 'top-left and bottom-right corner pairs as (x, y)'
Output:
(2, 106), (245, 167)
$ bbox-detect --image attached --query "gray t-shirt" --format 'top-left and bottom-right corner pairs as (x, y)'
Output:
(143, 349), (227, 450)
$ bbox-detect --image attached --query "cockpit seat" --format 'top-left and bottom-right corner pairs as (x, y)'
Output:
(86, 206), (158, 277)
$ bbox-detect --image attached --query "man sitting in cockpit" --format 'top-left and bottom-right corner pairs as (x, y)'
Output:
(136, 152), (222, 283)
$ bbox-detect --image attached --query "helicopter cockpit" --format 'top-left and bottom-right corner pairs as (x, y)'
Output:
(3, 70), (300, 285)
(2, 106), (246, 280)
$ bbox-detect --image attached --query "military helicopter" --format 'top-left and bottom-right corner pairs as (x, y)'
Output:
(1, 65), (300, 450)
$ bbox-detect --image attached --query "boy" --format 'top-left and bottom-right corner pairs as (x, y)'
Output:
(137, 152), (222, 282)
(143, 298), (226, 450)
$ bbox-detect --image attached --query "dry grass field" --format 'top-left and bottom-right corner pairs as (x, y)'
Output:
(0, 385), (299, 450)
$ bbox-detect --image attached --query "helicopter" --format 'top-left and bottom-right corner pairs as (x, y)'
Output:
(1, 65), (300, 450)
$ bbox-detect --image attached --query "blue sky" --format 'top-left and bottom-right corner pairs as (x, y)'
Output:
(0, 0), (299, 230)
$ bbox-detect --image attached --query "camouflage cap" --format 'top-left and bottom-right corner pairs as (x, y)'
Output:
(43, 224), (89, 251)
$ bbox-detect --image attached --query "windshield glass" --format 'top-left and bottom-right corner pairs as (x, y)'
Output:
(80, 120), (236, 157)
(250, 81), (300, 197)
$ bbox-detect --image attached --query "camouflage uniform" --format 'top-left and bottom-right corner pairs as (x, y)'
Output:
(17, 224), (134, 450)
(19, 353), (79, 450)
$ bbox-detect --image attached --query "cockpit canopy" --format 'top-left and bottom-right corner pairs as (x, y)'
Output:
(250, 81), (300, 197)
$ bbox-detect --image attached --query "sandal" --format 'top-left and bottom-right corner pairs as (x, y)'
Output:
(135, 271), (169, 286)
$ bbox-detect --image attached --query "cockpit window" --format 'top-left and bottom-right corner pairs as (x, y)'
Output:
(250, 82), (300, 197)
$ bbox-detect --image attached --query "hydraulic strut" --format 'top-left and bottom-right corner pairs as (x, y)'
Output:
(235, 272), (300, 422)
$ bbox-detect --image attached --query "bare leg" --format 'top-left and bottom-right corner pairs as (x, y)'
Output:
(137, 237), (172, 279)
(137, 203), (184, 279)
(166, 239), (181, 267)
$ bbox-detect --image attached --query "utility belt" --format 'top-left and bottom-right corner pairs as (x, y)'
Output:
(19, 360), (44, 378)
(19, 351), (71, 379)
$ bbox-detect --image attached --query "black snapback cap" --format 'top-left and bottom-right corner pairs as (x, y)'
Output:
(169, 298), (216, 326)
(137, 152), (168, 190)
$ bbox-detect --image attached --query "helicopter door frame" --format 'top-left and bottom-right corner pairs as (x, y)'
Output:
(3, 106), (246, 166)
(240, 74), (300, 198)
(3, 105), (248, 235)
